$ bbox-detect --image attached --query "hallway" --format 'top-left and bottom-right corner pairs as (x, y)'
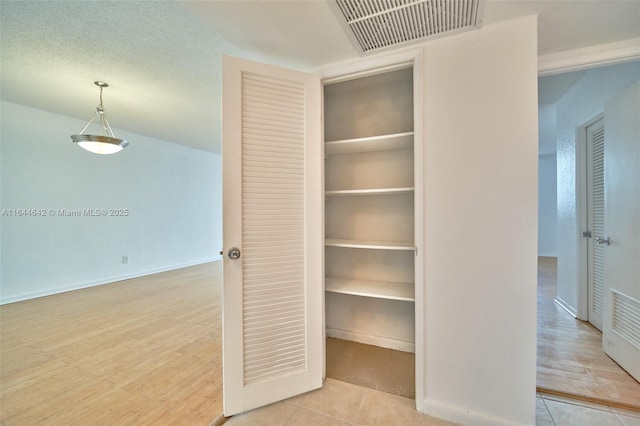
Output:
(536, 257), (640, 411)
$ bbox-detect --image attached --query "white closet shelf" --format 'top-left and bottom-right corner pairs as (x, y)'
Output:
(325, 131), (414, 155)
(325, 238), (415, 251)
(325, 277), (415, 302)
(325, 187), (414, 196)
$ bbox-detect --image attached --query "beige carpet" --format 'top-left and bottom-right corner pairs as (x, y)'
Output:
(326, 337), (415, 399)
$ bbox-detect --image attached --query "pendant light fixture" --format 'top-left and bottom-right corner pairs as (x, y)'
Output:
(71, 81), (129, 154)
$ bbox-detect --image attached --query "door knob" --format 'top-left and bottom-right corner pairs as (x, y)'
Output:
(228, 247), (241, 259)
(595, 236), (611, 246)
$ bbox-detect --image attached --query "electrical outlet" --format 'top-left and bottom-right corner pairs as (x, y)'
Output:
(122, 256), (128, 264)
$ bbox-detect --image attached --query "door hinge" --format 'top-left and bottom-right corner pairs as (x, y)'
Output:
(582, 231), (592, 238)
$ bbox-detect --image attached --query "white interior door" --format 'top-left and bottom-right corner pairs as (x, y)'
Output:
(222, 55), (323, 416)
(586, 118), (605, 331)
(602, 81), (640, 382)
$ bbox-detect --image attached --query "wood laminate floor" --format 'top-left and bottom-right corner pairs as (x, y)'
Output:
(0, 262), (223, 425)
(2, 258), (638, 426)
(536, 256), (640, 411)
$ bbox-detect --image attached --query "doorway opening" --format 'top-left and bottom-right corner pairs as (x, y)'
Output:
(536, 62), (640, 411)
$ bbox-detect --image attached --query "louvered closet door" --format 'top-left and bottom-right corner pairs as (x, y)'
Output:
(586, 118), (605, 331)
(602, 81), (640, 382)
(222, 56), (323, 416)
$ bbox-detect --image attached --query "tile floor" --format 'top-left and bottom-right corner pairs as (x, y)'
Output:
(223, 378), (640, 426)
(223, 378), (454, 425)
(537, 393), (640, 426)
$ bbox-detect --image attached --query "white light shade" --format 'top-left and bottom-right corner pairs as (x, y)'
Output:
(70, 81), (129, 155)
(71, 133), (128, 155)
(77, 140), (124, 155)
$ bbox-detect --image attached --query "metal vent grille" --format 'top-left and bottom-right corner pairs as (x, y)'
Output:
(333, 0), (482, 54)
(612, 290), (640, 350)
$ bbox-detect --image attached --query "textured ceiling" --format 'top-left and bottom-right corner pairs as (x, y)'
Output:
(1, 1), (639, 154)
(0, 1), (243, 153)
(181, 0), (356, 71)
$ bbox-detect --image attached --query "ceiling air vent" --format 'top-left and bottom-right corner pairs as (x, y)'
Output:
(332, 0), (482, 55)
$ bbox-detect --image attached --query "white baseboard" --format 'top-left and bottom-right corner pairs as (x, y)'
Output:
(420, 398), (532, 426)
(537, 253), (557, 258)
(326, 327), (415, 353)
(554, 296), (577, 318)
(0, 257), (220, 305)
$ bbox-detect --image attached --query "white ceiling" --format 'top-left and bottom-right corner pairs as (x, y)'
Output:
(1, 1), (639, 154)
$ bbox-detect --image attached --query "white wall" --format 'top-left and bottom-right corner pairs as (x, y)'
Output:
(538, 103), (558, 257)
(0, 101), (222, 304)
(539, 154), (558, 257)
(556, 62), (640, 314)
(538, 103), (557, 157)
(422, 16), (538, 425)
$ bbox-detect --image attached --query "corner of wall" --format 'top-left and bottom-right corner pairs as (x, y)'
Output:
(0, 101), (223, 303)
(0, 257), (219, 305)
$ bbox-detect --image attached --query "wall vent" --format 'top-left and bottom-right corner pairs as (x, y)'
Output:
(332, 0), (482, 55)
(611, 290), (640, 350)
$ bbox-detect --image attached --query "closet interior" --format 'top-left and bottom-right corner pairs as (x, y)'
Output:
(323, 66), (416, 397)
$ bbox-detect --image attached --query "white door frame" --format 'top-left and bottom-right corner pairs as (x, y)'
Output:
(576, 113), (604, 322)
(576, 110), (604, 321)
(319, 47), (425, 411)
